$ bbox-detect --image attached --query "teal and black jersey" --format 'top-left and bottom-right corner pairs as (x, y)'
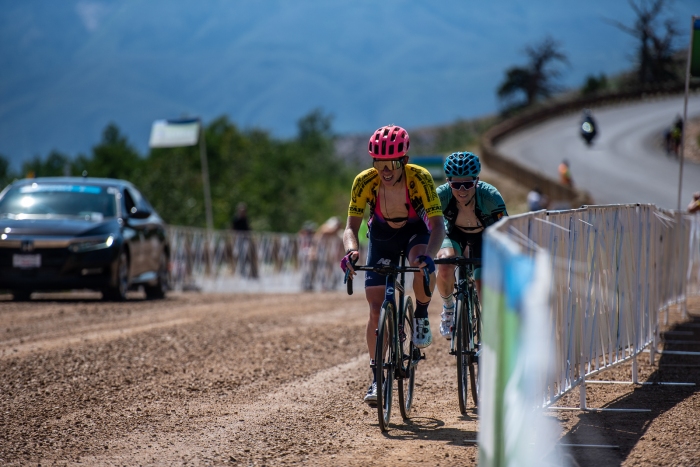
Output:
(436, 181), (508, 235)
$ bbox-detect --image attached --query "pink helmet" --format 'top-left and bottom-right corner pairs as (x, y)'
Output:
(368, 125), (410, 159)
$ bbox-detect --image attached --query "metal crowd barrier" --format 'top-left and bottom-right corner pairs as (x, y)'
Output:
(167, 226), (346, 293)
(488, 204), (700, 409)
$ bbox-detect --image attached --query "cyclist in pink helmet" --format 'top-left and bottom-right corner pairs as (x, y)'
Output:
(368, 124), (411, 158)
(341, 124), (445, 405)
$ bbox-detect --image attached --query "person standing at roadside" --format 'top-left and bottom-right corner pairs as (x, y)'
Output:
(231, 202), (250, 231)
(231, 202), (257, 278)
(558, 159), (573, 187)
(688, 192), (700, 214)
(527, 187), (548, 211)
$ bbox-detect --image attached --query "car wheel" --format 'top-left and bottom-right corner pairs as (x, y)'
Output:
(103, 250), (129, 301)
(145, 253), (168, 300)
(12, 290), (32, 301)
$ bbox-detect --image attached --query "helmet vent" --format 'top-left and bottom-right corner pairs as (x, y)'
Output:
(381, 141), (387, 155)
(388, 145), (394, 155)
(397, 142), (404, 154)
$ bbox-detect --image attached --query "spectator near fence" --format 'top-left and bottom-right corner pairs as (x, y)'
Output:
(299, 216), (345, 291)
(688, 192), (700, 214)
(527, 187), (549, 211)
(231, 202), (258, 278)
(298, 220), (318, 291)
(558, 159), (573, 187)
(311, 216), (345, 290)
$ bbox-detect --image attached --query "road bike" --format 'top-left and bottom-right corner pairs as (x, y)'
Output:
(344, 254), (431, 432)
(434, 256), (482, 414)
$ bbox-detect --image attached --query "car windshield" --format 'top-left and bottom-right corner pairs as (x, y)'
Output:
(0, 184), (118, 221)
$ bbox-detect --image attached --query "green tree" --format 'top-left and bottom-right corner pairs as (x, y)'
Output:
(3, 114), (353, 233)
(75, 123), (143, 180)
(0, 154), (17, 189)
(581, 73), (610, 95)
(497, 36), (569, 109)
(21, 150), (72, 178)
(140, 110), (352, 232)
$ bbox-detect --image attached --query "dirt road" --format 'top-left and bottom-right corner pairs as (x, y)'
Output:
(1, 292), (699, 466)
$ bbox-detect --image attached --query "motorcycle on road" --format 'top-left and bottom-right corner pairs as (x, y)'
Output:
(580, 110), (597, 147)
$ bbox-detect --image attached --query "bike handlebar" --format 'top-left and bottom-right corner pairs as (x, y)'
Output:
(344, 263), (431, 297)
(433, 256), (482, 267)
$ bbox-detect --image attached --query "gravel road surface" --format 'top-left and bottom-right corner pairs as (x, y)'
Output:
(1, 292), (699, 466)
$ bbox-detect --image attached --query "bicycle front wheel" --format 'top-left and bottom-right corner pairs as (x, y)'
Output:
(455, 294), (470, 415)
(375, 301), (395, 432)
(469, 287), (482, 407)
(398, 297), (416, 419)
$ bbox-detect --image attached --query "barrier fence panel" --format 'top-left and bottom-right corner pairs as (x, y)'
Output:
(481, 204), (700, 465)
(167, 227), (346, 293)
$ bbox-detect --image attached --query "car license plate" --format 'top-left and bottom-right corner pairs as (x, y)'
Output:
(13, 254), (41, 268)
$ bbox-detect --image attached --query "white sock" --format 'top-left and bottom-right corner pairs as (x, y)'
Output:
(441, 294), (454, 310)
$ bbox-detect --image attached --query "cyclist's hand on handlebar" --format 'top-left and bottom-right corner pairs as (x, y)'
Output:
(340, 250), (359, 277)
(415, 255), (436, 275)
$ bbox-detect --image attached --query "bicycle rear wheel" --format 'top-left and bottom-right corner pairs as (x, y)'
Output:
(398, 297), (416, 419)
(455, 293), (470, 414)
(375, 301), (395, 431)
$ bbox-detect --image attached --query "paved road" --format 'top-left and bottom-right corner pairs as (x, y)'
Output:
(497, 94), (700, 210)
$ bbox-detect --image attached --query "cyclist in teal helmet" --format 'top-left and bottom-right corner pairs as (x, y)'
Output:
(436, 152), (508, 339)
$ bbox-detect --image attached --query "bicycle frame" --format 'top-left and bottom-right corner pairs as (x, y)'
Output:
(435, 256), (482, 412)
(346, 254), (427, 376)
(345, 253), (430, 430)
(450, 261), (480, 357)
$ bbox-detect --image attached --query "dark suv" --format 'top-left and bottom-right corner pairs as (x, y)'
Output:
(0, 177), (169, 301)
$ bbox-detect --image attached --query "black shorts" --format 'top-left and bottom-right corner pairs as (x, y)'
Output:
(441, 228), (483, 279)
(365, 221), (430, 288)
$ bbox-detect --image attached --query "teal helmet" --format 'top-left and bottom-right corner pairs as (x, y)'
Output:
(444, 152), (481, 178)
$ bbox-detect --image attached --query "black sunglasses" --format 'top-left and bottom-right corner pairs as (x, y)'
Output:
(449, 179), (478, 190)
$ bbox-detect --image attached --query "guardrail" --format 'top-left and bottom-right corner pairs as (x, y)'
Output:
(167, 226), (346, 293)
(505, 204), (696, 404)
(479, 204), (700, 464)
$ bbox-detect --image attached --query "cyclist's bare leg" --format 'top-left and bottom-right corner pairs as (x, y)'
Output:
(436, 247), (457, 298)
(407, 244), (436, 302)
(365, 285), (386, 360)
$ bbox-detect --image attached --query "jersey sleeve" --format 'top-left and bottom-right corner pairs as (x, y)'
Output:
(348, 168), (378, 217)
(407, 165), (442, 218)
(478, 182), (508, 221)
(436, 183), (451, 212)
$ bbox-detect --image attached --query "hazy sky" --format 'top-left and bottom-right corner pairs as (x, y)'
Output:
(0, 0), (697, 168)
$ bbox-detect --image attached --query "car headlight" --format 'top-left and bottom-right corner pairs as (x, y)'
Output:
(69, 235), (115, 252)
